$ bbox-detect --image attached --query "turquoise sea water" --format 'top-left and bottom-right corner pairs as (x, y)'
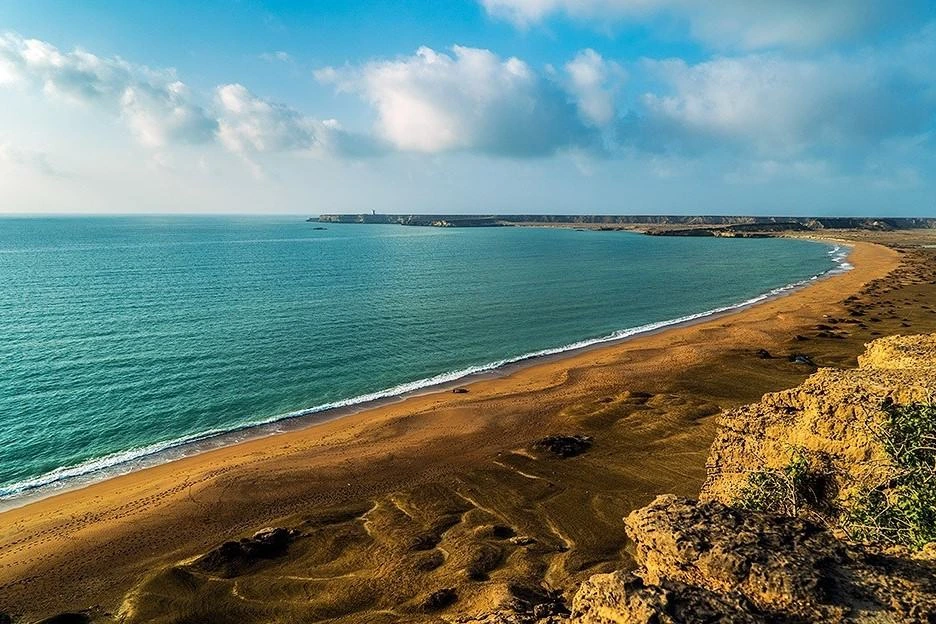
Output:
(0, 217), (846, 502)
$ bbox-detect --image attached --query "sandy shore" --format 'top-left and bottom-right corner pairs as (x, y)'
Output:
(0, 238), (912, 621)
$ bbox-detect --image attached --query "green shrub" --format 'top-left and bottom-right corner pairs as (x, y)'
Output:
(737, 446), (815, 517)
(843, 401), (936, 549)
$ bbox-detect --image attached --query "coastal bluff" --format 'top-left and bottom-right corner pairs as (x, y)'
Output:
(562, 333), (936, 623)
(314, 214), (936, 237)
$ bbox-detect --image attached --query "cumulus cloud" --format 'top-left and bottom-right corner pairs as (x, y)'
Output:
(215, 83), (381, 158)
(564, 49), (624, 126)
(121, 81), (218, 147)
(0, 32), (376, 160)
(216, 83), (318, 153)
(316, 45), (611, 157)
(2, 26), (934, 178)
(0, 32), (217, 147)
(481, 0), (926, 50)
(631, 50), (936, 157)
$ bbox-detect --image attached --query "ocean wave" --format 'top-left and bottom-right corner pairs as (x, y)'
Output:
(0, 242), (853, 504)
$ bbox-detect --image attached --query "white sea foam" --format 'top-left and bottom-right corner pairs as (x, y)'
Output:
(0, 241), (853, 505)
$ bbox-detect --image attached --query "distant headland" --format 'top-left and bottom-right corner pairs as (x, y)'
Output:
(312, 214), (936, 237)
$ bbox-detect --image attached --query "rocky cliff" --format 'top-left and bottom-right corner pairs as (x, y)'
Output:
(564, 334), (936, 623)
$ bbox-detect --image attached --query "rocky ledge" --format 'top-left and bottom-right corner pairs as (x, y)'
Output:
(572, 495), (936, 623)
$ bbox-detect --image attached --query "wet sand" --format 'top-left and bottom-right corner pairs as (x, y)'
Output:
(0, 237), (923, 622)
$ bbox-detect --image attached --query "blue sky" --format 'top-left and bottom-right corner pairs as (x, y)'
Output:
(0, 0), (934, 215)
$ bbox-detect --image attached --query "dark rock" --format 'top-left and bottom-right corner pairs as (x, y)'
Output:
(506, 584), (570, 621)
(755, 349), (772, 359)
(409, 532), (441, 551)
(491, 524), (516, 539)
(194, 527), (299, 576)
(466, 543), (504, 580)
(422, 588), (457, 611)
(413, 550), (445, 572)
(533, 434), (593, 458)
(788, 353), (815, 366)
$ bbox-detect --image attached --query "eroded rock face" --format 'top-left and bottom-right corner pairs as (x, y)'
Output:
(857, 333), (936, 370)
(701, 334), (936, 513)
(573, 571), (762, 624)
(571, 495), (936, 623)
(456, 584), (570, 623)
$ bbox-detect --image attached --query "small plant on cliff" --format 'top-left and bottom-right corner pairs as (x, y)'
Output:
(844, 401), (936, 549)
(737, 446), (817, 517)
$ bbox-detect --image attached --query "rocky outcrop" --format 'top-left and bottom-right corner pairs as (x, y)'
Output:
(564, 335), (936, 623)
(533, 435), (593, 458)
(194, 526), (299, 577)
(701, 334), (936, 516)
(571, 495), (936, 623)
(858, 333), (936, 370)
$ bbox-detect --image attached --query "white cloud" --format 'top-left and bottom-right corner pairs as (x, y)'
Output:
(121, 81), (218, 147)
(215, 83), (381, 158)
(633, 50), (936, 156)
(216, 83), (318, 153)
(2, 26), (934, 185)
(564, 49), (623, 126)
(0, 33), (374, 160)
(316, 45), (604, 157)
(481, 0), (926, 50)
(0, 32), (217, 147)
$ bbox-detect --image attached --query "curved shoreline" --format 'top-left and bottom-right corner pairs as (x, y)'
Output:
(0, 239), (849, 510)
(0, 238), (904, 621)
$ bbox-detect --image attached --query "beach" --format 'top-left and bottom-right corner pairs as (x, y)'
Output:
(0, 236), (926, 622)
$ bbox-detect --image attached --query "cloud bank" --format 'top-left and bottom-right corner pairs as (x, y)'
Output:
(2, 24), (934, 183)
(316, 46), (619, 157)
(0, 33), (370, 159)
(632, 50), (936, 158)
(0, 33), (218, 148)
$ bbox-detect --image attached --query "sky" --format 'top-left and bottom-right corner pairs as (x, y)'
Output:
(0, 1), (934, 216)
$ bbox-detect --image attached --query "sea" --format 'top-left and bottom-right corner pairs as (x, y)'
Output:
(0, 216), (849, 505)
